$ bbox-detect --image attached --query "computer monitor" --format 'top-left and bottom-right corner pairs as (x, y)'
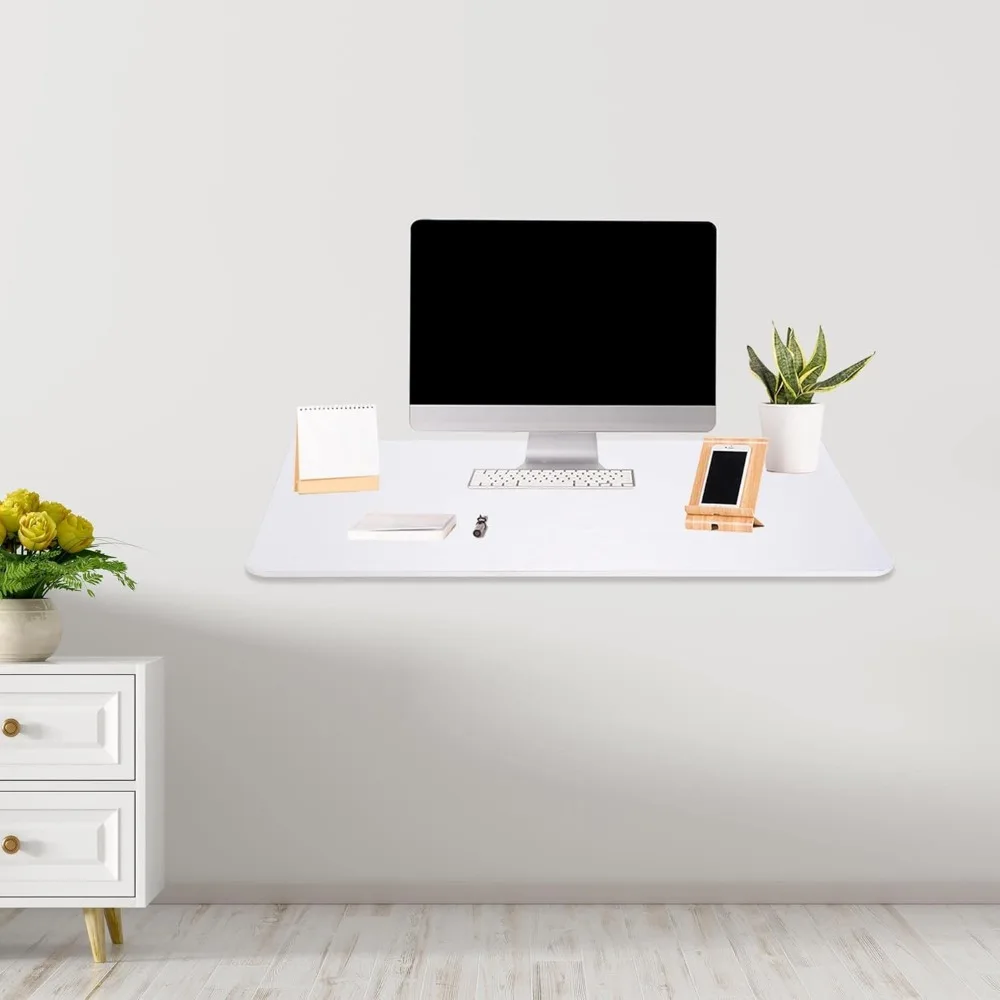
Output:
(409, 219), (716, 468)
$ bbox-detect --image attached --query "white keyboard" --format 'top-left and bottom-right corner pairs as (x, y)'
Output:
(468, 468), (635, 489)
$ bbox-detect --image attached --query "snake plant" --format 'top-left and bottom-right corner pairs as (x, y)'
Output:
(747, 326), (873, 404)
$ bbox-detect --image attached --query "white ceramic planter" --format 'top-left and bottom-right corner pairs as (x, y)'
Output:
(759, 402), (825, 473)
(0, 598), (63, 662)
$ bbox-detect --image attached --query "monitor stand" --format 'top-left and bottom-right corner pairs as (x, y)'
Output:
(519, 431), (604, 470)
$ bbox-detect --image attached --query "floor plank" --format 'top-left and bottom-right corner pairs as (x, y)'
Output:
(896, 906), (1000, 999)
(714, 904), (812, 1000)
(620, 904), (698, 999)
(806, 904), (922, 999)
(141, 905), (267, 1000)
(0, 910), (85, 999)
(570, 905), (641, 1000)
(530, 906), (587, 1000)
(476, 904), (531, 1000)
(532, 961), (586, 1000)
(1, 904), (1000, 999)
(668, 904), (755, 1000)
(308, 905), (404, 1000)
(253, 905), (345, 997)
(762, 905), (869, 1000)
(365, 905), (433, 1000)
(852, 905), (982, 1000)
(34, 906), (201, 1000)
(419, 905), (480, 1000)
(195, 905), (308, 999)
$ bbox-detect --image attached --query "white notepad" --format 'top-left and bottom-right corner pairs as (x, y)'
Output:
(294, 405), (379, 494)
(348, 513), (456, 541)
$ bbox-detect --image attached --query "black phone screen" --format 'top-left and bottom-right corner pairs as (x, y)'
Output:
(701, 450), (748, 505)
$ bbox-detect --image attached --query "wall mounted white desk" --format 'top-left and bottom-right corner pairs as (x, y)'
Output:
(246, 440), (892, 579)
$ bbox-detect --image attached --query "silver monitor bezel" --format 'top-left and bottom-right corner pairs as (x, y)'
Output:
(409, 404), (715, 432)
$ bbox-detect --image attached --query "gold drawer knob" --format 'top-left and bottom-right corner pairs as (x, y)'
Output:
(2, 835), (19, 855)
(2, 718), (19, 738)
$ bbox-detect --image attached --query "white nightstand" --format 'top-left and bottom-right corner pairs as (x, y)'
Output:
(0, 657), (164, 962)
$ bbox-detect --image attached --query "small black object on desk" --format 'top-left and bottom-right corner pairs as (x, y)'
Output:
(473, 515), (489, 538)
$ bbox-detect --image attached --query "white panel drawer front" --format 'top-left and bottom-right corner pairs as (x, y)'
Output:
(0, 791), (134, 897)
(0, 675), (135, 780)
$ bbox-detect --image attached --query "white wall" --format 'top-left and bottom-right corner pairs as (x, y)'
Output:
(2, 1), (999, 901)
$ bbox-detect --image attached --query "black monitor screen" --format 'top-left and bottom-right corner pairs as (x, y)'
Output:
(410, 220), (716, 405)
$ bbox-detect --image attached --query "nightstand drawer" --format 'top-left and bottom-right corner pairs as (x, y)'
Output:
(0, 791), (134, 897)
(0, 675), (134, 780)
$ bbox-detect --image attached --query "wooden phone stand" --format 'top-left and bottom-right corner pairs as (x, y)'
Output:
(685, 437), (767, 533)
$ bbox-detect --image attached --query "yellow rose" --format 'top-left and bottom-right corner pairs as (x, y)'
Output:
(5, 489), (40, 512)
(18, 510), (58, 550)
(0, 500), (27, 535)
(57, 513), (94, 553)
(38, 501), (70, 524)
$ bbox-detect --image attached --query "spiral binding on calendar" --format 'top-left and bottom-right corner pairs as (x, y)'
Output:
(298, 404), (376, 411)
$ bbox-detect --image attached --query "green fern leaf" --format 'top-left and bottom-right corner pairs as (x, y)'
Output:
(0, 546), (135, 598)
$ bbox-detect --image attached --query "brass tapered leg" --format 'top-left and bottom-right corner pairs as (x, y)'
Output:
(83, 908), (106, 963)
(104, 908), (124, 945)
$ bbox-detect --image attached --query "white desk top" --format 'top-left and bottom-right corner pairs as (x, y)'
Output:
(247, 439), (892, 579)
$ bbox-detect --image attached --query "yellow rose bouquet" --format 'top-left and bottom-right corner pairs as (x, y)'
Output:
(0, 490), (135, 598)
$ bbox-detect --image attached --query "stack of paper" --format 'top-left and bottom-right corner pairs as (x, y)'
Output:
(348, 513), (456, 541)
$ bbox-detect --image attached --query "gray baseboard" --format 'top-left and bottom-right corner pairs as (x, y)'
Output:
(156, 882), (1000, 905)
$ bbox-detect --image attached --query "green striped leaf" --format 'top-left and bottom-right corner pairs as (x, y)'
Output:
(786, 327), (804, 374)
(812, 353), (874, 392)
(773, 328), (801, 399)
(801, 326), (827, 388)
(747, 345), (778, 402)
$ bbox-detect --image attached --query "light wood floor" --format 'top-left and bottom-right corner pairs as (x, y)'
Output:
(2, 904), (1000, 999)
